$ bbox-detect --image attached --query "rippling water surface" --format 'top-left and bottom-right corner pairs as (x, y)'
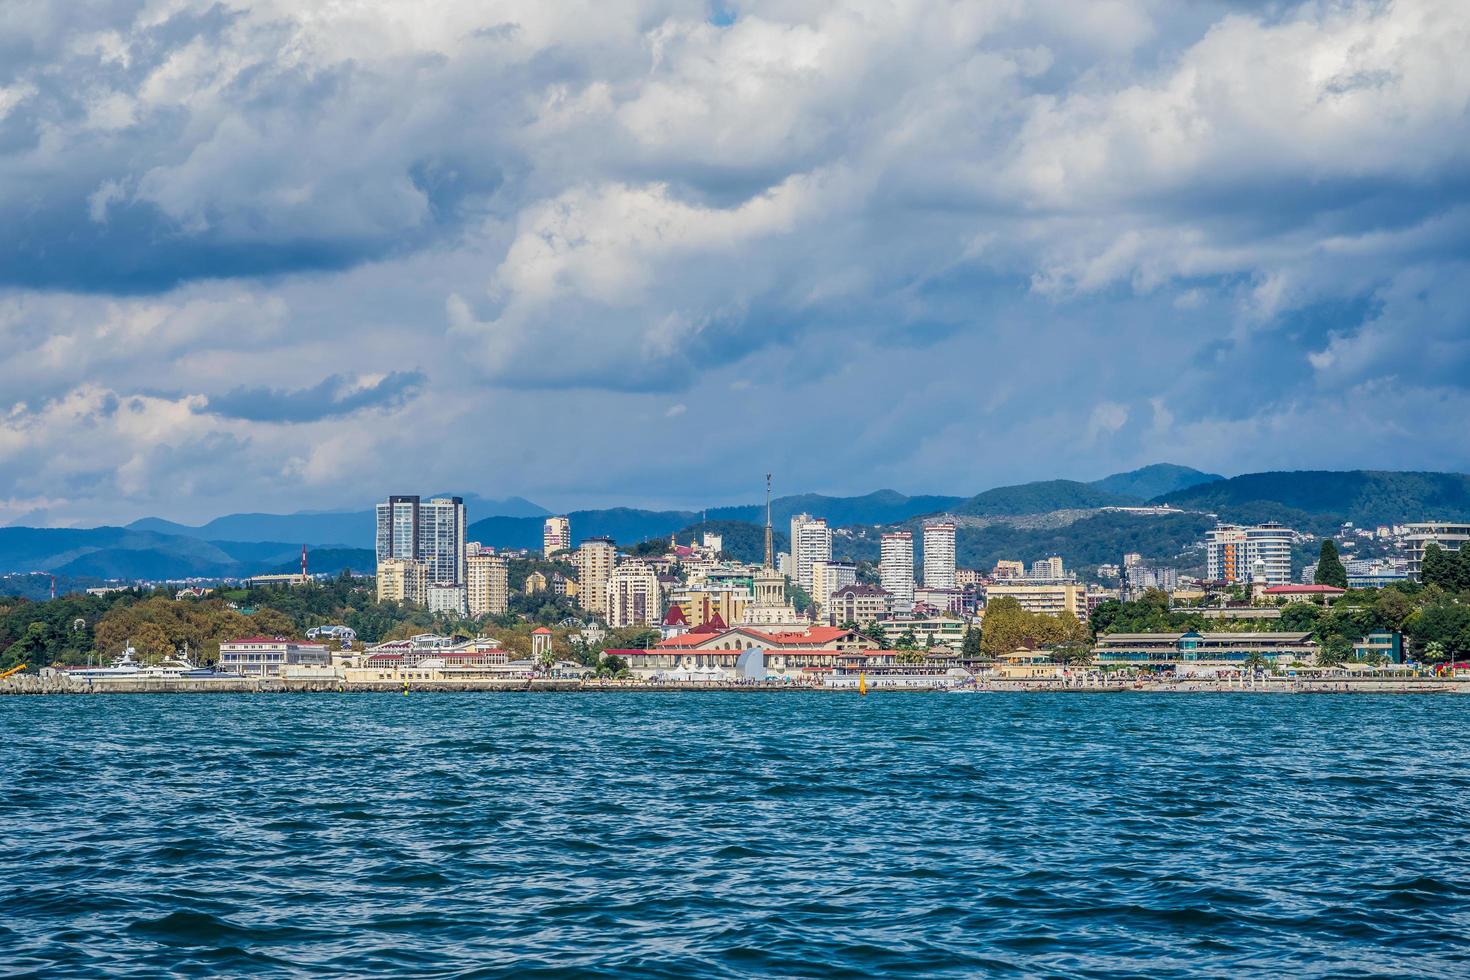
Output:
(4, 692), (1470, 978)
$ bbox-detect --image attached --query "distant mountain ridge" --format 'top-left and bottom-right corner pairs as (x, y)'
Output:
(127, 494), (548, 547)
(1154, 470), (1470, 530)
(0, 526), (374, 580)
(8, 465), (1467, 587)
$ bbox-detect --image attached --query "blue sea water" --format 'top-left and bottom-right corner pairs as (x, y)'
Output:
(3, 693), (1470, 978)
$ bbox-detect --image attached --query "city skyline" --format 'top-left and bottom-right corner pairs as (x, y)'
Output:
(2, 1), (1467, 529)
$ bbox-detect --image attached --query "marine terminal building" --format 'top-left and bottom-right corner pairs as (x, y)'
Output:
(1092, 631), (1318, 671)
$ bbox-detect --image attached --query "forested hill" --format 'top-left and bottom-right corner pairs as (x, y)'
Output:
(951, 480), (1132, 517)
(1153, 470), (1470, 530)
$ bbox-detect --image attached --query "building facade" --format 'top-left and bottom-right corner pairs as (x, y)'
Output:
(219, 636), (331, 677)
(827, 583), (892, 626)
(984, 581), (1088, 620)
(466, 553), (509, 618)
(375, 495), (467, 587)
(923, 521), (957, 589)
(1404, 522), (1470, 580)
(606, 561), (662, 628)
(574, 538), (617, 617)
(1205, 522), (1293, 585)
(789, 514), (832, 595)
(809, 559), (857, 615)
(880, 532), (915, 614)
(376, 557), (428, 605)
(1030, 556), (1064, 580)
(543, 516), (572, 557)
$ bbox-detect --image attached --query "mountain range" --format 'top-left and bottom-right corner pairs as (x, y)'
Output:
(2, 466), (1467, 586)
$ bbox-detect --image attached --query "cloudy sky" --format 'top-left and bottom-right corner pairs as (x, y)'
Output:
(1, 0), (1467, 525)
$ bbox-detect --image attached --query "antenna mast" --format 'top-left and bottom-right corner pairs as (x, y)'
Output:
(764, 473), (773, 569)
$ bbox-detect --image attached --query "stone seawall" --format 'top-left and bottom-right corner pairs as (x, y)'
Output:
(4, 675), (1469, 695)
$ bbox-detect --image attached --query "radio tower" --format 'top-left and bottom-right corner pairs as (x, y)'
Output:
(300, 545), (308, 583)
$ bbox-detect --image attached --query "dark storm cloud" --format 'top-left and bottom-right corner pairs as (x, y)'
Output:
(204, 371), (426, 423)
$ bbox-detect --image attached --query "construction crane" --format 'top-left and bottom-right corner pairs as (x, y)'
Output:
(0, 664), (27, 681)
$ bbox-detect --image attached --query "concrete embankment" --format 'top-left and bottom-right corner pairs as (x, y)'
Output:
(0, 675), (831, 695)
(5, 674), (1470, 695)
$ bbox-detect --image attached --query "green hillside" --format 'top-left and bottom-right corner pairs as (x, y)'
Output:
(1155, 470), (1470, 530)
(952, 480), (1133, 517)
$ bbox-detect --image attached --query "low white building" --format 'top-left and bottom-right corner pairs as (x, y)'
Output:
(218, 636), (331, 677)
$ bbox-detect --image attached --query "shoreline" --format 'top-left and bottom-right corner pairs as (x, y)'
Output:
(4, 676), (1468, 695)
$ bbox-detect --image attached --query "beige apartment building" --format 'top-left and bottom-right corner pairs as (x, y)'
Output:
(377, 558), (428, 605)
(466, 553), (509, 618)
(574, 538), (617, 617)
(669, 584), (749, 628)
(827, 583), (892, 626)
(984, 581), (1088, 620)
(543, 516), (572, 557)
(606, 561), (661, 628)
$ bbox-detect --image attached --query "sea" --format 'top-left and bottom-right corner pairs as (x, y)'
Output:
(3, 692), (1469, 978)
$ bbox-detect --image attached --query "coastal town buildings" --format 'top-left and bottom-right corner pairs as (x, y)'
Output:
(543, 516), (572, 557)
(466, 553), (509, 617)
(1030, 556), (1064, 580)
(827, 583), (892, 625)
(1091, 631), (1317, 672)
(1404, 522), (1470, 580)
(219, 636), (331, 677)
(375, 495), (467, 586)
(923, 521), (956, 589)
(880, 532), (915, 614)
(574, 537), (617, 616)
(809, 559), (857, 617)
(606, 561), (662, 628)
(789, 514), (831, 595)
(670, 584), (749, 628)
(376, 557), (427, 605)
(740, 478), (805, 627)
(984, 581), (1088, 620)
(1205, 522), (1293, 585)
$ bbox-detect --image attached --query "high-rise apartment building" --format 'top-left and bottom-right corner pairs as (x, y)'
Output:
(810, 559), (858, 612)
(789, 514), (832, 595)
(1404, 522), (1470, 580)
(1029, 556), (1064, 580)
(922, 521), (956, 588)
(376, 557), (428, 605)
(543, 516), (571, 557)
(375, 495), (466, 586)
(880, 532), (915, 614)
(606, 561), (661, 628)
(984, 581), (1088, 620)
(574, 538), (617, 617)
(466, 553), (509, 618)
(1205, 522), (1293, 585)
(992, 560), (1025, 579)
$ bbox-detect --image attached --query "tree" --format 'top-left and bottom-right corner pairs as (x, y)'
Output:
(1050, 640), (1093, 667)
(961, 624), (982, 660)
(1315, 539), (1348, 589)
(1316, 633), (1352, 668)
(897, 627), (918, 651)
(1242, 651), (1269, 674)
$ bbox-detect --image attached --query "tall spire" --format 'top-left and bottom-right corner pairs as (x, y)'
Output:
(764, 473), (774, 569)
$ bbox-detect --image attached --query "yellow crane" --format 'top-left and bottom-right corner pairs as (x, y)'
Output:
(0, 664), (27, 680)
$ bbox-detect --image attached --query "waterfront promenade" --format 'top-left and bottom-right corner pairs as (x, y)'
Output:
(4, 674), (1469, 695)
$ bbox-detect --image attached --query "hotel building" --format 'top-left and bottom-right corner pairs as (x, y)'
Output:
(789, 514), (832, 595)
(574, 537), (617, 616)
(880, 532), (915, 614)
(922, 521), (957, 589)
(1404, 522), (1470, 580)
(543, 516), (572, 557)
(466, 553), (509, 618)
(1205, 522), (1293, 585)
